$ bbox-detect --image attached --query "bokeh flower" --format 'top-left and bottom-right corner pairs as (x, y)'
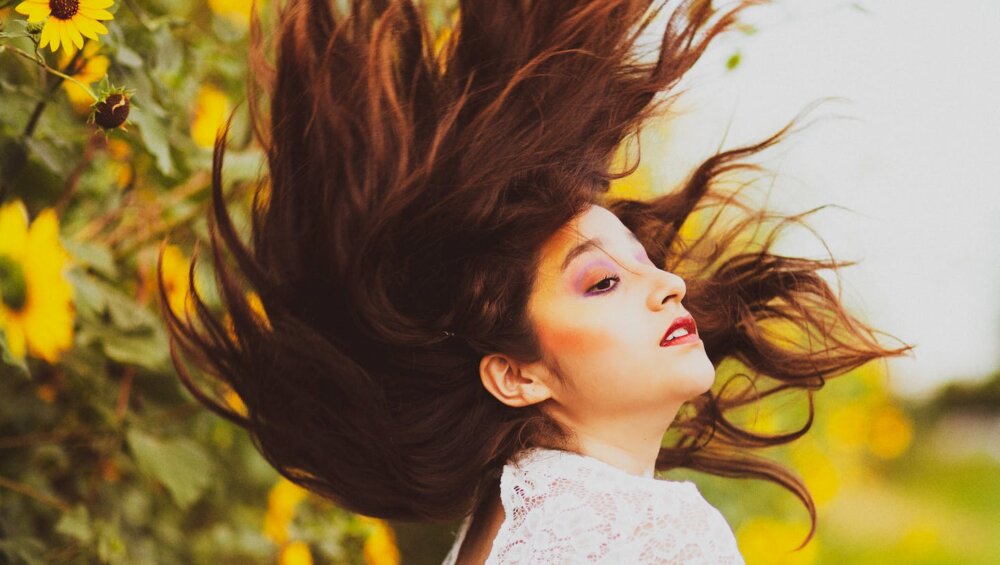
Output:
(867, 404), (913, 460)
(263, 477), (309, 546)
(789, 439), (839, 508)
(157, 243), (200, 321)
(278, 540), (313, 565)
(191, 84), (231, 148)
(207, 0), (251, 27)
(224, 290), (272, 342)
(736, 516), (819, 565)
(358, 516), (401, 565)
(14, 0), (114, 55)
(105, 137), (134, 188)
(58, 41), (109, 113)
(0, 200), (75, 363)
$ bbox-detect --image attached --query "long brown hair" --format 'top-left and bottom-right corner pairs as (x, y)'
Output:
(158, 0), (912, 546)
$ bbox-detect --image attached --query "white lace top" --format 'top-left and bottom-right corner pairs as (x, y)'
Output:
(441, 447), (744, 564)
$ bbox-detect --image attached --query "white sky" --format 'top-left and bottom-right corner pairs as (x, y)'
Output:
(640, 0), (1000, 399)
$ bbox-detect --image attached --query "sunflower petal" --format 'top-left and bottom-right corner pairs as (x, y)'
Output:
(47, 21), (61, 51)
(38, 21), (53, 49)
(58, 21), (74, 54)
(75, 16), (109, 38)
(0, 200), (29, 258)
(87, 19), (109, 35)
(61, 22), (77, 54)
(14, 2), (51, 23)
(75, 17), (100, 40)
(82, 0), (114, 9)
(78, 8), (114, 20)
(65, 18), (85, 50)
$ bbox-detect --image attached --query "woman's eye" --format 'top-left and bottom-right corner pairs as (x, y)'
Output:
(587, 274), (620, 294)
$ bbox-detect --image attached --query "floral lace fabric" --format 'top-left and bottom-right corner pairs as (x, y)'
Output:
(442, 447), (745, 564)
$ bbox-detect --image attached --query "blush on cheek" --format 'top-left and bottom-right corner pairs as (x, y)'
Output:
(539, 319), (607, 356)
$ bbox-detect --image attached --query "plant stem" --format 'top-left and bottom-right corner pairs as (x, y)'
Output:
(1, 44), (97, 103)
(0, 474), (72, 512)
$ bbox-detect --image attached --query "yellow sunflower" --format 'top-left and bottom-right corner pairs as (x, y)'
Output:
(190, 84), (231, 149)
(358, 516), (401, 565)
(15, 0), (114, 55)
(207, 0), (252, 27)
(58, 41), (109, 113)
(157, 243), (201, 321)
(0, 200), (75, 363)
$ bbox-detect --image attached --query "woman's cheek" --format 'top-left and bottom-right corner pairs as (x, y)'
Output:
(538, 311), (608, 356)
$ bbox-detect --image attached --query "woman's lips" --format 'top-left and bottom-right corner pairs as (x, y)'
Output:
(660, 332), (700, 347)
(660, 314), (700, 347)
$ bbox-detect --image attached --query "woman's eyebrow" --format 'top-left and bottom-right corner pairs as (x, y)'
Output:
(560, 231), (642, 273)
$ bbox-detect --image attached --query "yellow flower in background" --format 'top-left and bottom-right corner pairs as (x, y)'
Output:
(897, 520), (940, 559)
(358, 516), (401, 565)
(867, 404), (913, 460)
(789, 439), (839, 508)
(224, 289), (272, 342)
(0, 200), (75, 363)
(15, 0), (114, 55)
(607, 140), (655, 201)
(264, 478), (309, 546)
(58, 41), (109, 113)
(825, 402), (870, 451)
(191, 84), (231, 148)
(105, 138), (134, 188)
(431, 9), (458, 70)
(737, 516), (819, 565)
(278, 540), (313, 565)
(157, 244), (199, 320)
(207, 0), (252, 26)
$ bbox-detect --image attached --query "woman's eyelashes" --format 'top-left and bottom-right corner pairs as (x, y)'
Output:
(586, 272), (621, 295)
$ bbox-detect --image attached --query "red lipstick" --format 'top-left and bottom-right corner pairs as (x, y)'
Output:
(660, 314), (699, 347)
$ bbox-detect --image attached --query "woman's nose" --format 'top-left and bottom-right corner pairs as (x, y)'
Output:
(648, 267), (686, 310)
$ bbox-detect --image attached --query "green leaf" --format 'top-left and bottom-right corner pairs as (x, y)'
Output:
(151, 23), (184, 78)
(0, 537), (47, 565)
(63, 239), (119, 279)
(126, 427), (214, 510)
(0, 326), (29, 377)
(105, 289), (160, 332)
(726, 51), (741, 71)
(55, 505), (93, 543)
(221, 149), (267, 184)
(101, 327), (169, 371)
(65, 269), (109, 321)
(23, 137), (69, 176)
(94, 519), (126, 564)
(115, 45), (144, 69)
(129, 106), (175, 177)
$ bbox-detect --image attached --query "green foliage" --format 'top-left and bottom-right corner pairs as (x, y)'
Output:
(0, 1), (993, 564)
(0, 1), (372, 563)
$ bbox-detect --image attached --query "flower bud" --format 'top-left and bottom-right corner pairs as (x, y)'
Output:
(90, 91), (131, 131)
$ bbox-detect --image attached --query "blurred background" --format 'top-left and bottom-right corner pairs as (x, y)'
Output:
(0, 0), (997, 563)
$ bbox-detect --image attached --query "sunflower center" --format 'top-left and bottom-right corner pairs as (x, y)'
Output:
(0, 255), (28, 312)
(48, 0), (80, 20)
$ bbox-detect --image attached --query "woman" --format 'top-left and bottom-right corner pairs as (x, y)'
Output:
(159, 0), (911, 562)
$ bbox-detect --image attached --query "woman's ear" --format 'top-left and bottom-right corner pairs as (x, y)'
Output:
(479, 354), (554, 408)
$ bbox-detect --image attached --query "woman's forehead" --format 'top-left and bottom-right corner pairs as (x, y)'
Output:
(542, 206), (628, 260)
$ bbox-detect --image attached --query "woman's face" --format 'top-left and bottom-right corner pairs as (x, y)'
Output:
(525, 204), (716, 429)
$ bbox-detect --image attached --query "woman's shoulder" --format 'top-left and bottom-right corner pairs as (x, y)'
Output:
(486, 447), (745, 564)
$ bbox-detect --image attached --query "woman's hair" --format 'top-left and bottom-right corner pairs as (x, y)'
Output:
(159, 0), (912, 545)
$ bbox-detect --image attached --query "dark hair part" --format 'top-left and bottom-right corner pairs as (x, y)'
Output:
(159, 0), (912, 547)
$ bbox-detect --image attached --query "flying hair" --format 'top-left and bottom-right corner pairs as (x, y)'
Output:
(157, 0), (913, 548)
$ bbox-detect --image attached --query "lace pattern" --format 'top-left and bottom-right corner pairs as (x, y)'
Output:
(442, 447), (744, 564)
